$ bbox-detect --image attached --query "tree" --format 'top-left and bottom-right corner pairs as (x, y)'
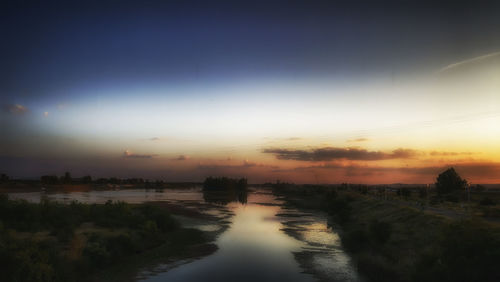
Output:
(41, 175), (59, 184)
(82, 175), (92, 183)
(0, 173), (9, 182)
(435, 167), (467, 195)
(63, 172), (72, 183)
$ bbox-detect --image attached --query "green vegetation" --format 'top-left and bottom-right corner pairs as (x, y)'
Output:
(274, 184), (500, 282)
(0, 195), (211, 282)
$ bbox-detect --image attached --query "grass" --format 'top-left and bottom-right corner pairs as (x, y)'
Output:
(275, 187), (500, 282)
(0, 194), (215, 282)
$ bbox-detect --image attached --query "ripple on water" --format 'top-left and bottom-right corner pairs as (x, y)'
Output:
(278, 210), (362, 282)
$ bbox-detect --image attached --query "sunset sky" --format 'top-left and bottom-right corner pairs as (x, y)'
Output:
(2, 0), (500, 183)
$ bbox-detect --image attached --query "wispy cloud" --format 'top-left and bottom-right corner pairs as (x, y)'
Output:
(3, 104), (28, 115)
(429, 151), (476, 156)
(198, 160), (278, 170)
(174, 155), (190, 161)
(272, 161), (500, 183)
(348, 137), (370, 143)
(243, 159), (257, 167)
(439, 51), (500, 73)
(263, 147), (418, 161)
(57, 103), (68, 110)
(123, 150), (157, 159)
(149, 137), (161, 141)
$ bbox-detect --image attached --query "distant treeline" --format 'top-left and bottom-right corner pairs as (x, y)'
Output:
(273, 168), (500, 282)
(203, 177), (248, 191)
(34, 172), (183, 188)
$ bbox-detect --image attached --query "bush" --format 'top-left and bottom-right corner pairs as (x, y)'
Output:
(369, 220), (392, 244)
(83, 240), (111, 266)
(444, 193), (460, 203)
(401, 189), (412, 199)
(0, 197), (183, 282)
(327, 198), (351, 224)
(418, 188), (428, 199)
(414, 220), (500, 282)
(342, 229), (369, 253)
(357, 253), (401, 282)
(105, 234), (137, 257)
(479, 197), (496, 206)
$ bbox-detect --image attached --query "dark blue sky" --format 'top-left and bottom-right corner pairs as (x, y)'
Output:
(2, 0), (500, 103)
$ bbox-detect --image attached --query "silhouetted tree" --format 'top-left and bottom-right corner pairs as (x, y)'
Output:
(0, 173), (9, 182)
(82, 175), (92, 183)
(435, 168), (467, 195)
(63, 171), (72, 183)
(41, 175), (59, 184)
(202, 177), (248, 205)
(401, 188), (411, 199)
(418, 187), (428, 199)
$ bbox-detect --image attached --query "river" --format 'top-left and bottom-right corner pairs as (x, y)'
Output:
(8, 187), (361, 282)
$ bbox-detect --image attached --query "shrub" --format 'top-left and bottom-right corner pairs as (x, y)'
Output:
(342, 229), (368, 253)
(83, 240), (111, 266)
(369, 220), (392, 245)
(418, 187), (428, 199)
(357, 253), (401, 282)
(327, 198), (351, 224)
(479, 197), (496, 206)
(401, 189), (412, 199)
(414, 220), (500, 282)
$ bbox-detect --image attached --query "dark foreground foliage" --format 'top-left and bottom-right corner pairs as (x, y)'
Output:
(330, 194), (500, 282)
(275, 187), (500, 282)
(0, 195), (207, 282)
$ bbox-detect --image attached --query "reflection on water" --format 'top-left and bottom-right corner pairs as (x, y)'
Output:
(8, 188), (203, 204)
(141, 200), (315, 282)
(8, 188), (360, 282)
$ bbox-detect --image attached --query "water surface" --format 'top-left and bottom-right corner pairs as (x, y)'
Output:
(9, 188), (361, 282)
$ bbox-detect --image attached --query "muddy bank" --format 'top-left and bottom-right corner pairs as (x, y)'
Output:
(276, 206), (362, 282)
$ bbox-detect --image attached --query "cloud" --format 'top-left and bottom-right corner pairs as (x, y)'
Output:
(277, 161), (500, 183)
(175, 155), (190, 161)
(43, 111), (49, 118)
(439, 51), (500, 73)
(429, 151), (475, 156)
(123, 150), (156, 159)
(198, 160), (278, 170)
(149, 137), (161, 141)
(3, 104), (28, 115)
(263, 147), (418, 161)
(348, 138), (369, 142)
(286, 137), (302, 141)
(243, 159), (257, 167)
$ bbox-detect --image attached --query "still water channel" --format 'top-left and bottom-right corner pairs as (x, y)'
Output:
(9, 187), (361, 282)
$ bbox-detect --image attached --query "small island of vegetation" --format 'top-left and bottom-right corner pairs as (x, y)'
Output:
(202, 177), (248, 205)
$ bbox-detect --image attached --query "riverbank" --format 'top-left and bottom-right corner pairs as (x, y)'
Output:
(0, 195), (218, 282)
(275, 187), (500, 282)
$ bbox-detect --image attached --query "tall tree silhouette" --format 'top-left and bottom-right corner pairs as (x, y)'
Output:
(435, 167), (467, 195)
